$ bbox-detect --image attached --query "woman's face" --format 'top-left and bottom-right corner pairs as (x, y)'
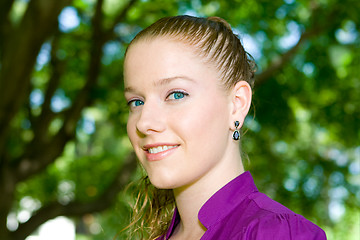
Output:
(124, 37), (235, 189)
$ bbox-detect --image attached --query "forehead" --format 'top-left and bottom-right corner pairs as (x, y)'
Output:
(124, 37), (197, 68)
(123, 37), (218, 86)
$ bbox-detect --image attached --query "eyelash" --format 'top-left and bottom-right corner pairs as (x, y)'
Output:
(127, 90), (189, 109)
(166, 90), (189, 100)
(127, 99), (144, 108)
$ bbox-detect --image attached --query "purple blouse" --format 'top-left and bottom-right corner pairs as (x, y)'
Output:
(158, 171), (326, 240)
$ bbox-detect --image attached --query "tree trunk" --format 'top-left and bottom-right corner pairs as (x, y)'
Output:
(0, 167), (16, 240)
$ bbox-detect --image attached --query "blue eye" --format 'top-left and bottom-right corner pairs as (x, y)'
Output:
(128, 99), (144, 108)
(167, 91), (188, 100)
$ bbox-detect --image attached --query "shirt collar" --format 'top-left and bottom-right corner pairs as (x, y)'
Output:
(198, 171), (258, 229)
(165, 208), (180, 240)
(163, 171), (258, 238)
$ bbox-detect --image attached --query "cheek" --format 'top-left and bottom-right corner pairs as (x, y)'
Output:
(174, 96), (230, 144)
(126, 115), (138, 145)
(126, 116), (147, 166)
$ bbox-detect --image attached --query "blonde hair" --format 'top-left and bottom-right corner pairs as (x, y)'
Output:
(124, 176), (174, 240)
(124, 15), (255, 239)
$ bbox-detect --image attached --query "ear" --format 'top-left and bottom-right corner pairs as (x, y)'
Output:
(230, 81), (252, 129)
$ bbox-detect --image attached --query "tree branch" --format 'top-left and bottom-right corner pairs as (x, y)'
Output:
(103, 0), (138, 42)
(13, 0), (106, 182)
(0, 0), (71, 160)
(11, 0), (139, 182)
(14, 127), (74, 182)
(41, 32), (65, 117)
(32, 31), (66, 142)
(0, 0), (15, 24)
(254, 30), (313, 87)
(254, 6), (337, 88)
(0, 0), (15, 59)
(11, 152), (137, 240)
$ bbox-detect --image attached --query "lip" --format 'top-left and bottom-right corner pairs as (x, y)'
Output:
(142, 143), (179, 161)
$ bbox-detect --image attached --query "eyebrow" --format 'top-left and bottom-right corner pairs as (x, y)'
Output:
(124, 76), (195, 93)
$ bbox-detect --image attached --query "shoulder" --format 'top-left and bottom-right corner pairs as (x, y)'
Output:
(228, 192), (327, 239)
(240, 211), (327, 240)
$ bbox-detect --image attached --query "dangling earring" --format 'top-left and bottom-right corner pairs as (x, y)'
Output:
(232, 121), (240, 141)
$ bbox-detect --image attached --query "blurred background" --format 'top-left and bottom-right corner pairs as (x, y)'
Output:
(0, 0), (359, 239)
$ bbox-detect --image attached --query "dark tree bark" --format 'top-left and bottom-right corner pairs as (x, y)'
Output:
(0, 0), (139, 239)
(0, 0), (72, 156)
(0, 2), (72, 238)
(10, 152), (137, 240)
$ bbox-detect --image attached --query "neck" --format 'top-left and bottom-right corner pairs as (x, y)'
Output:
(172, 186), (207, 239)
(172, 151), (244, 238)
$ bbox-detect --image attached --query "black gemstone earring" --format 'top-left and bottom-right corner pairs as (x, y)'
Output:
(232, 121), (240, 141)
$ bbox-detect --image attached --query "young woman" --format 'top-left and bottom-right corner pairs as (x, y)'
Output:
(123, 15), (326, 240)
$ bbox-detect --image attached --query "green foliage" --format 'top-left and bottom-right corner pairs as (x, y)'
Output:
(1, 0), (359, 239)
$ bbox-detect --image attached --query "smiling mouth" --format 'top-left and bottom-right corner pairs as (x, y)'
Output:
(147, 145), (178, 154)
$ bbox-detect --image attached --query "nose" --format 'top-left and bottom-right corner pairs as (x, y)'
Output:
(136, 101), (166, 136)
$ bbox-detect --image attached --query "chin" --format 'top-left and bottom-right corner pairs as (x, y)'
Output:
(148, 175), (179, 190)
(150, 180), (175, 190)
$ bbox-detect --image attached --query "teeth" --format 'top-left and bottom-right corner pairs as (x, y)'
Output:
(148, 145), (176, 154)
